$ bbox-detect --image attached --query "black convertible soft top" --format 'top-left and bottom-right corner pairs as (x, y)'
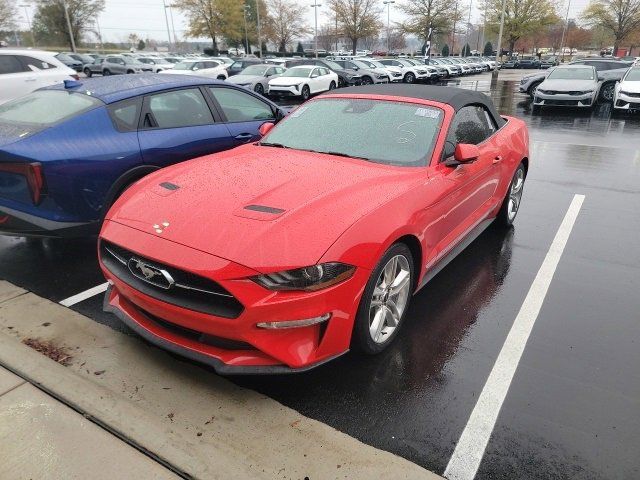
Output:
(328, 84), (506, 127)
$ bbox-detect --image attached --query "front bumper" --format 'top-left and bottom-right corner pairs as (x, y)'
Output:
(533, 92), (596, 107)
(268, 85), (304, 97)
(99, 220), (369, 374)
(614, 93), (640, 110)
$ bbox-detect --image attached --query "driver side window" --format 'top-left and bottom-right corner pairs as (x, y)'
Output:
(448, 105), (495, 146)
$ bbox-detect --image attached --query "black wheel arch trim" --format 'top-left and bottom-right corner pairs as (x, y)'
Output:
(101, 165), (160, 218)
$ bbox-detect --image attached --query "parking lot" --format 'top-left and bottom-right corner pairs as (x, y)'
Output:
(1, 72), (639, 479)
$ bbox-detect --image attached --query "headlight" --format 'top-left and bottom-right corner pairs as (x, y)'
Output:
(251, 262), (355, 291)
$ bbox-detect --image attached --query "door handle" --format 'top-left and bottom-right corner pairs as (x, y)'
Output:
(25, 78), (37, 82)
(235, 133), (254, 141)
(493, 155), (503, 164)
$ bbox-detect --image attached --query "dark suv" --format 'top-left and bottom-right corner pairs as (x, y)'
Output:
(227, 58), (263, 76)
(284, 59), (362, 87)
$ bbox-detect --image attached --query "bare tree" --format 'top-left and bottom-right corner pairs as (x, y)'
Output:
(398, 0), (462, 53)
(174, 0), (242, 54)
(0, 0), (18, 31)
(481, 0), (559, 57)
(266, 0), (311, 52)
(582, 0), (640, 55)
(328, 0), (382, 54)
(32, 0), (105, 49)
(317, 24), (335, 51)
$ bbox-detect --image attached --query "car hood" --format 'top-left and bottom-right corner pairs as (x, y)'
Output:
(158, 69), (193, 75)
(269, 76), (306, 85)
(107, 144), (421, 271)
(619, 80), (640, 93)
(539, 78), (596, 90)
(228, 74), (263, 84)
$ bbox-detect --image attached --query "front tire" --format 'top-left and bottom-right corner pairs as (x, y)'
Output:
(103, 69), (111, 76)
(496, 162), (526, 226)
(84, 67), (92, 77)
(329, 81), (336, 90)
(404, 72), (416, 84)
(217, 75), (226, 80)
(352, 243), (414, 354)
(527, 81), (541, 98)
(361, 76), (373, 85)
(300, 84), (311, 101)
(254, 83), (264, 95)
(599, 82), (615, 102)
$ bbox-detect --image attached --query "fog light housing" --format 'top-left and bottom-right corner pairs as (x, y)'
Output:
(257, 313), (331, 329)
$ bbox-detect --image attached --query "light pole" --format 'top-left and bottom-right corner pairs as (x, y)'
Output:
(256, 0), (263, 58)
(20, 4), (35, 47)
(492, 0), (506, 80)
(166, 4), (178, 48)
(311, 0), (321, 58)
(383, 0), (394, 55)
(94, 16), (103, 50)
(463, 0), (472, 56)
(243, 4), (250, 55)
(162, 0), (173, 52)
(62, 0), (76, 52)
(559, 0), (572, 62)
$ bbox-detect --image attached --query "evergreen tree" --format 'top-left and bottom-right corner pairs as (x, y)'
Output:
(441, 44), (449, 57)
(483, 41), (493, 56)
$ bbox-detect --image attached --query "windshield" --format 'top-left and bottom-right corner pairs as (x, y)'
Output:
(174, 62), (196, 70)
(163, 58), (181, 63)
(138, 58), (154, 64)
(123, 58), (142, 65)
(625, 68), (640, 81)
(56, 53), (75, 62)
(0, 91), (102, 130)
(262, 98), (443, 166)
(352, 60), (372, 69)
(241, 65), (270, 75)
(321, 60), (342, 70)
(283, 67), (312, 77)
(548, 67), (594, 80)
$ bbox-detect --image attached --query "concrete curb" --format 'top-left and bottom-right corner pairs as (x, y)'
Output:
(0, 281), (443, 480)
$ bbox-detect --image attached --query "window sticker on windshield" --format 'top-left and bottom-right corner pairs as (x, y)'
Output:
(415, 107), (439, 118)
(290, 106), (308, 118)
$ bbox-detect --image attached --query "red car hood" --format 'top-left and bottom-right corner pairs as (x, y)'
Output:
(107, 144), (422, 272)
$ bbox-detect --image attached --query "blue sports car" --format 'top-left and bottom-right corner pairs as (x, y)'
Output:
(0, 74), (285, 237)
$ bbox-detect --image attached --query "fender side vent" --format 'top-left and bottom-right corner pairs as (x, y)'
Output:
(244, 204), (285, 214)
(160, 182), (179, 191)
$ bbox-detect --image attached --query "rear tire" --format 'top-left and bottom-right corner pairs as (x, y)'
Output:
(361, 76), (373, 85)
(254, 83), (264, 95)
(217, 75), (226, 80)
(352, 243), (414, 355)
(527, 81), (542, 98)
(496, 162), (526, 227)
(599, 82), (615, 102)
(404, 72), (416, 84)
(126, 70), (134, 74)
(103, 69), (111, 76)
(329, 81), (336, 90)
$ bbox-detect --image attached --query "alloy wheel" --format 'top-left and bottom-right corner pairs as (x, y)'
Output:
(404, 73), (415, 84)
(507, 167), (525, 221)
(254, 83), (264, 95)
(368, 255), (411, 344)
(601, 84), (614, 101)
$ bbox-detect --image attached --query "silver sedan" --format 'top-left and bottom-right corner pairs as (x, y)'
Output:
(226, 64), (285, 96)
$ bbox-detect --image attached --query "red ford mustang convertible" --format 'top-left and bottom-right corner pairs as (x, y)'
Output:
(99, 85), (529, 374)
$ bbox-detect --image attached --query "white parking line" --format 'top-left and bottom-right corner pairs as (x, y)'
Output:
(59, 283), (109, 307)
(444, 194), (585, 480)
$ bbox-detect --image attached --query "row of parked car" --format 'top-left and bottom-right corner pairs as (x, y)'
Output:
(517, 57), (639, 112)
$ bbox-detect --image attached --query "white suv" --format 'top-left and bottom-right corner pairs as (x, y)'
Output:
(0, 50), (77, 105)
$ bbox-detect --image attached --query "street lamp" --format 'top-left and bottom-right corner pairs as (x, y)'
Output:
(166, 4), (179, 48)
(383, 0), (394, 55)
(256, 0), (263, 58)
(243, 4), (250, 55)
(559, 0), (573, 62)
(20, 4), (35, 47)
(492, 0), (506, 80)
(311, 0), (321, 58)
(161, 0), (173, 51)
(62, 0), (76, 52)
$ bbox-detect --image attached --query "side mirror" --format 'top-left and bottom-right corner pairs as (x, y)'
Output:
(454, 143), (480, 163)
(192, 67), (199, 71)
(311, 73), (318, 78)
(259, 122), (275, 137)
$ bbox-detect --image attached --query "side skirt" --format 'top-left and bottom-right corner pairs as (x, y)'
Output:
(417, 218), (495, 291)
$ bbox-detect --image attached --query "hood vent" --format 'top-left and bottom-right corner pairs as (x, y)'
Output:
(244, 204), (285, 214)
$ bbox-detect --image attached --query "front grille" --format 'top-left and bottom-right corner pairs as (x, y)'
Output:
(544, 99), (579, 106)
(621, 91), (640, 98)
(101, 240), (244, 318)
(141, 308), (254, 351)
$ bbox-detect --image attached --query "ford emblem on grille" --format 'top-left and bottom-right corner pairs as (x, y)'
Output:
(128, 258), (175, 289)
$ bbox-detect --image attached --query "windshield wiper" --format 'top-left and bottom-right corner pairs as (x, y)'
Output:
(259, 142), (290, 148)
(311, 150), (371, 161)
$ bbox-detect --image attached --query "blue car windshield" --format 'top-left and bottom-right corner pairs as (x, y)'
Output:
(0, 90), (103, 130)
(262, 98), (443, 167)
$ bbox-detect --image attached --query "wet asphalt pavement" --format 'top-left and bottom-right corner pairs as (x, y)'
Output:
(1, 76), (639, 479)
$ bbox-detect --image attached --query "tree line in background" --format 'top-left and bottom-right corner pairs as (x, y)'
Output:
(1, 0), (639, 57)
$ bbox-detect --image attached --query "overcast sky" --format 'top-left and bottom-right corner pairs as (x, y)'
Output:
(15, 0), (592, 45)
